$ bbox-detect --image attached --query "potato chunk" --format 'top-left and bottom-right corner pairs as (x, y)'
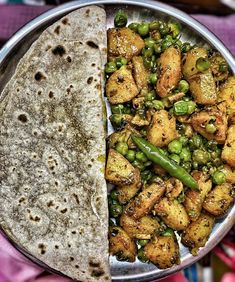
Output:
(144, 235), (180, 269)
(154, 198), (190, 231)
(156, 46), (181, 97)
(203, 183), (234, 217)
(218, 76), (235, 123)
(117, 168), (141, 204)
(105, 149), (136, 185)
(107, 27), (145, 61)
(191, 104), (228, 144)
(181, 213), (215, 255)
(182, 47), (208, 79)
(106, 65), (138, 104)
(221, 165), (235, 184)
(147, 110), (177, 147)
(188, 70), (217, 105)
(184, 172), (212, 221)
(165, 178), (183, 199)
(120, 214), (160, 239)
(125, 180), (166, 219)
(222, 125), (235, 168)
(132, 56), (149, 90)
(109, 226), (137, 262)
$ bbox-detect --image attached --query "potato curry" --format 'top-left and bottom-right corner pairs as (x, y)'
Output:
(105, 10), (235, 269)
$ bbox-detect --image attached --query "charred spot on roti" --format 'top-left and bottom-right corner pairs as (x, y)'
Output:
(37, 90), (42, 95)
(47, 200), (54, 207)
(72, 193), (80, 205)
(70, 257), (74, 261)
(91, 63), (96, 66)
(54, 25), (60, 35)
(91, 269), (105, 277)
(87, 77), (93, 84)
(48, 91), (54, 98)
(71, 230), (76, 234)
(89, 260), (100, 268)
(16, 88), (19, 92)
(60, 208), (67, 214)
(34, 72), (46, 81)
(38, 243), (46, 255)
(55, 245), (59, 249)
(52, 45), (66, 57)
(86, 41), (98, 49)
(75, 265), (79, 269)
(45, 45), (52, 51)
(61, 18), (69, 25)
(67, 56), (72, 63)
(18, 114), (28, 123)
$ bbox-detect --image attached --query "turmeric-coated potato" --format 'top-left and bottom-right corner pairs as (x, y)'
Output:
(181, 213), (215, 255)
(106, 65), (138, 104)
(210, 53), (229, 82)
(154, 198), (190, 231)
(191, 103), (228, 144)
(105, 149), (136, 185)
(132, 56), (150, 90)
(109, 226), (137, 262)
(147, 110), (178, 147)
(165, 178), (183, 199)
(182, 47), (208, 79)
(117, 168), (141, 204)
(120, 214), (160, 239)
(203, 183), (234, 217)
(125, 180), (166, 219)
(222, 125), (235, 168)
(188, 70), (217, 105)
(218, 76), (235, 122)
(144, 234), (180, 269)
(156, 46), (181, 97)
(184, 171), (212, 221)
(107, 27), (145, 61)
(221, 165), (235, 184)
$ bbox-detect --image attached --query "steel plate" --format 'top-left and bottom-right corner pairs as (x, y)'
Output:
(0, 1), (235, 281)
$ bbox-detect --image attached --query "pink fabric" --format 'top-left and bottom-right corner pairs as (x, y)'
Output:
(221, 273), (235, 282)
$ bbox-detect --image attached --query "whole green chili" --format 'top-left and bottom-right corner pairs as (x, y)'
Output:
(131, 135), (199, 190)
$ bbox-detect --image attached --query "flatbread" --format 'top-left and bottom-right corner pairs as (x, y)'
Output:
(0, 6), (110, 282)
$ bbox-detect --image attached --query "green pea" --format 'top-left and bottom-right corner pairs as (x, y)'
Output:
(206, 123), (217, 134)
(152, 100), (164, 110)
(137, 22), (149, 37)
(136, 151), (148, 162)
(183, 96), (191, 102)
(219, 62), (228, 73)
(149, 20), (159, 31)
(145, 37), (156, 48)
(142, 46), (154, 58)
(173, 100), (189, 116)
(177, 191), (185, 203)
(178, 80), (189, 93)
(207, 140), (218, 151)
(105, 62), (117, 74)
(143, 56), (152, 69)
(168, 21), (181, 38)
(192, 149), (210, 165)
(168, 139), (182, 154)
(115, 142), (128, 156)
(128, 22), (139, 32)
(180, 147), (191, 162)
(116, 57), (128, 68)
(145, 91), (156, 101)
(137, 248), (149, 263)
(191, 134), (203, 148)
(149, 73), (158, 85)
(210, 148), (221, 159)
(162, 228), (174, 237)
(126, 150), (136, 162)
(196, 57), (211, 72)
(212, 171), (225, 185)
(154, 43), (162, 54)
(114, 10), (128, 28)
(159, 22), (169, 36)
(187, 101), (197, 114)
(111, 104), (124, 114)
(141, 170), (153, 182)
(144, 160), (152, 167)
(132, 159), (145, 171)
(110, 189), (119, 201)
(193, 161), (198, 170)
(181, 162), (192, 172)
(109, 203), (123, 217)
(181, 42), (191, 53)
(140, 128), (147, 136)
(170, 154), (181, 164)
(138, 239), (149, 247)
(110, 114), (123, 126)
(161, 38), (173, 51)
(179, 136), (188, 146)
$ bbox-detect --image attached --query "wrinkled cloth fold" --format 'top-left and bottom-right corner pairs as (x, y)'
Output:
(0, 4), (234, 282)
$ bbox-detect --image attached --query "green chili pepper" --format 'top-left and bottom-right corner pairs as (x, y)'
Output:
(131, 135), (199, 190)
(114, 10), (128, 28)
